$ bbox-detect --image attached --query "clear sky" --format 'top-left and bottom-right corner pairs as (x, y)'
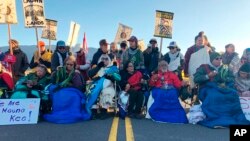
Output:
(1, 0), (250, 56)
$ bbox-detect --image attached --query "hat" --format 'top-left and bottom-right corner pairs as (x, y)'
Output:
(239, 63), (250, 73)
(168, 41), (178, 48)
(225, 44), (234, 48)
(9, 39), (19, 48)
(38, 41), (45, 47)
(99, 39), (108, 46)
(120, 41), (127, 48)
(57, 40), (66, 47)
(209, 52), (221, 62)
(149, 38), (157, 44)
(127, 36), (138, 42)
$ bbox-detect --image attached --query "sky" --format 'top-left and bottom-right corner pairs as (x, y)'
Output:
(1, 0), (250, 56)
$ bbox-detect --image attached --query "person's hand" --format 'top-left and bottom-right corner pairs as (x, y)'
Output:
(97, 61), (105, 68)
(208, 71), (217, 78)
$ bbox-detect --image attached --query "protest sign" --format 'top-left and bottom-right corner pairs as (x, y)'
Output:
(0, 98), (40, 125)
(22, 0), (46, 27)
(67, 21), (80, 48)
(41, 19), (57, 40)
(154, 10), (174, 38)
(114, 23), (132, 44)
(240, 97), (250, 121)
(0, 0), (18, 24)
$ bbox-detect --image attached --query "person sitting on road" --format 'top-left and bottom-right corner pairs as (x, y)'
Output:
(194, 52), (250, 128)
(0, 63), (14, 98)
(11, 64), (51, 99)
(119, 62), (145, 119)
(235, 63), (250, 97)
(146, 60), (188, 123)
(87, 54), (121, 119)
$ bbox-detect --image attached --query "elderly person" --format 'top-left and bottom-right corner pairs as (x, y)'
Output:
(87, 54), (120, 119)
(51, 40), (70, 72)
(194, 52), (250, 128)
(146, 60), (188, 123)
(120, 36), (145, 71)
(241, 48), (250, 64)
(75, 48), (90, 81)
(235, 63), (250, 97)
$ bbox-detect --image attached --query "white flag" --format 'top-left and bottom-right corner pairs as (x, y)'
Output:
(114, 23), (132, 44)
(22, 0), (46, 27)
(0, 0), (18, 24)
(41, 19), (57, 40)
(67, 21), (80, 47)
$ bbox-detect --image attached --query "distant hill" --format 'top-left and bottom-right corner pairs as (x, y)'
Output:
(0, 45), (97, 62)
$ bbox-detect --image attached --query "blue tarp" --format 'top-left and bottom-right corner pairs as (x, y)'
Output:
(43, 85), (91, 124)
(148, 87), (188, 123)
(198, 82), (250, 128)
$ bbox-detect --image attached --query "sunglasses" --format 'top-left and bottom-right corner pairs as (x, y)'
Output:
(58, 46), (65, 49)
(101, 58), (109, 61)
(66, 63), (74, 66)
(215, 57), (222, 60)
(169, 47), (175, 50)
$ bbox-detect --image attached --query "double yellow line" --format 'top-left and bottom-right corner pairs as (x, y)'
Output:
(108, 117), (135, 141)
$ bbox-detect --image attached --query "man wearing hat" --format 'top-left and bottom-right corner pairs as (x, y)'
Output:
(163, 41), (184, 80)
(120, 36), (145, 70)
(143, 38), (162, 74)
(193, 52), (250, 128)
(5, 39), (29, 83)
(51, 40), (70, 72)
(30, 41), (52, 73)
(91, 39), (114, 68)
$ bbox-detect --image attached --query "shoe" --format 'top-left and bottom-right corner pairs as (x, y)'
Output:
(127, 113), (136, 119)
(135, 114), (144, 119)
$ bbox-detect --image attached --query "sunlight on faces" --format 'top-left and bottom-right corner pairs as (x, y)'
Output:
(158, 60), (168, 72)
(129, 40), (137, 48)
(239, 71), (249, 79)
(36, 66), (47, 78)
(101, 44), (108, 53)
(212, 57), (222, 67)
(58, 46), (66, 53)
(110, 43), (116, 51)
(169, 47), (177, 54)
(101, 57), (110, 67)
(196, 36), (205, 47)
(226, 45), (235, 54)
(126, 62), (135, 74)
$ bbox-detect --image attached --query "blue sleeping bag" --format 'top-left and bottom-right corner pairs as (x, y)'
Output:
(43, 85), (91, 124)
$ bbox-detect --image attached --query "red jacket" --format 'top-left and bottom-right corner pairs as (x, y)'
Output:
(0, 72), (14, 90)
(149, 71), (181, 89)
(127, 71), (143, 91)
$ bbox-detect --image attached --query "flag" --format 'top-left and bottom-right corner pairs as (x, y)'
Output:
(0, 0), (18, 24)
(82, 32), (88, 53)
(67, 21), (80, 47)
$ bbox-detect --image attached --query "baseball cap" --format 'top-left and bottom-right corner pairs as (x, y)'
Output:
(57, 40), (66, 47)
(127, 36), (138, 42)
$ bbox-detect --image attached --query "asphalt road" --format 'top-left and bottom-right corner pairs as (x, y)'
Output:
(0, 117), (229, 141)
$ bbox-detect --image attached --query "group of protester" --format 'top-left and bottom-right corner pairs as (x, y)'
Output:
(0, 31), (250, 128)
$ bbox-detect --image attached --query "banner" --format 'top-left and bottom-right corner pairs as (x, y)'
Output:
(0, 0), (18, 24)
(240, 97), (250, 121)
(41, 19), (57, 40)
(67, 21), (80, 47)
(154, 10), (174, 38)
(114, 23), (132, 44)
(138, 39), (145, 52)
(0, 98), (40, 125)
(22, 0), (46, 27)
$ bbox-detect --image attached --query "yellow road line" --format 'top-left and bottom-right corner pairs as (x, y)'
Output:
(108, 117), (119, 141)
(125, 117), (135, 141)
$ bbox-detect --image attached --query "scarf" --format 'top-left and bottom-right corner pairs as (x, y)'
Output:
(56, 66), (75, 87)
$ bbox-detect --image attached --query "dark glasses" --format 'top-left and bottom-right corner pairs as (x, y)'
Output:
(215, 57), (222, 60)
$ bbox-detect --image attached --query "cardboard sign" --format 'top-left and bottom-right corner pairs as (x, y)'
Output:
(66, 21), (80, 47)
(154, 10), (174, 38)
(0, 0), (18, 24)
(114, 23), (132, 44)
(41, 19), (57, 40)
(22, 0), (46, 27)
(240, 97), (250, 121)
(0, 98), (40, 125)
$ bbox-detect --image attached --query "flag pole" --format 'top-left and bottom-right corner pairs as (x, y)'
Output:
(49, 39), (51, 52)
(7, 24), (13, 55)
(35, 27), (41, 57)
(159, 37), (163, 59)
(69, 23), (76, 52)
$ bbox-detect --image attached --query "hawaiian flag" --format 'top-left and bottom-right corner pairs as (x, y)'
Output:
(82, 32), (88, 53)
